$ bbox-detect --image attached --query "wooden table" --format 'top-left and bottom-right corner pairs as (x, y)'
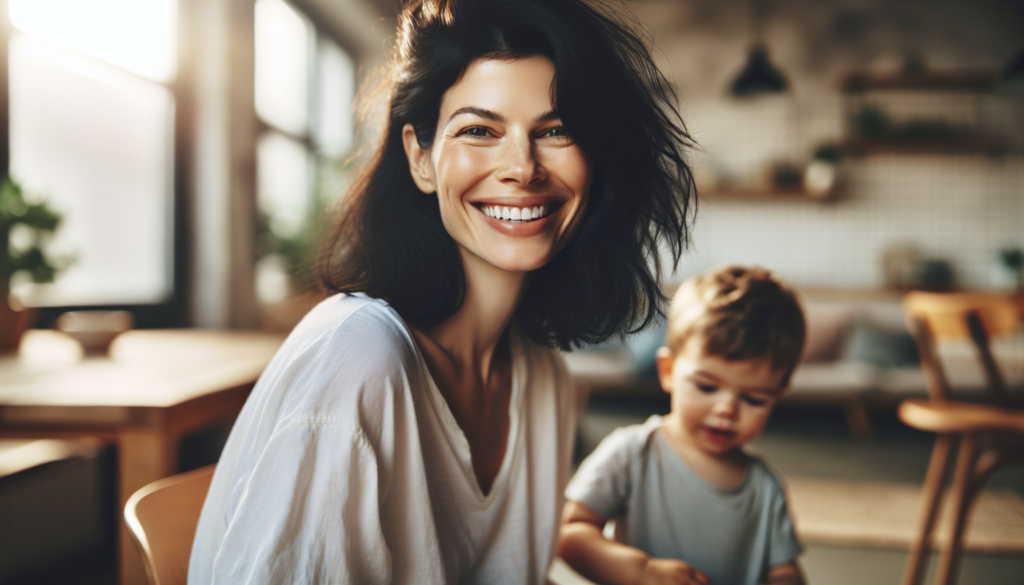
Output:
(0, 328), (284, 585)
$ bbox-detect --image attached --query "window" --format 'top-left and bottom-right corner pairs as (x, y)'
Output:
(7, 0), (179, 321)
(253, 0), (355, 304)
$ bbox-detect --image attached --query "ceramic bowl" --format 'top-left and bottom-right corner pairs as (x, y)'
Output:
(56, 311), (135, 354)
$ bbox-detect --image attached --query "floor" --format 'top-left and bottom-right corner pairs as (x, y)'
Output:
(575, 394), (1024, 585)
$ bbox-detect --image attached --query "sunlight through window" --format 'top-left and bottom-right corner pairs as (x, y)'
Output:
(8, 0), (176, 82)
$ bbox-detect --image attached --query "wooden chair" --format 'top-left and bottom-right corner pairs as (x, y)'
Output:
(899, 292), (1024, 585)
(124, 465), (216, 585)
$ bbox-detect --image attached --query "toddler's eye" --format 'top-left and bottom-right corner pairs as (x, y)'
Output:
(741, 394), (768, 406)
(695, 383), (717, 394)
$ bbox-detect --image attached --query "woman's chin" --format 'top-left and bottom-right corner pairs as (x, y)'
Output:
(465, 247), (553, 275)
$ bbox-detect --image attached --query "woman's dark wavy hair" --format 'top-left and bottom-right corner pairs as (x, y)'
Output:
(319, 0), (696, 350)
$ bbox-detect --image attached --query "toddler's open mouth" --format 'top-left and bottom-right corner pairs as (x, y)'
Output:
(703, 426), (736, 445)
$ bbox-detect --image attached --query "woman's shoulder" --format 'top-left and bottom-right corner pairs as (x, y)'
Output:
(292, 293), (403, 336)
(285, 294), (415, 359)
(260, 294), (424, 425)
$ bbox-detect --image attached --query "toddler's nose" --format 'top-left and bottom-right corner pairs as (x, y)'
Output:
(709, 390), (741, 418)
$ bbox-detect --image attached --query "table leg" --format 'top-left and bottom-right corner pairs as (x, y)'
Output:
(119, 428), (175, 585)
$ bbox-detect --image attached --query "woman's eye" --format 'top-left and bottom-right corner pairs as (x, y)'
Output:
(741, 395), (768, 406)
(460, 127), (491, 138)
(541, 126), (570, 139)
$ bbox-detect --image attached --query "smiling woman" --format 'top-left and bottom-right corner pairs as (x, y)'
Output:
(190, 1), (695, 584)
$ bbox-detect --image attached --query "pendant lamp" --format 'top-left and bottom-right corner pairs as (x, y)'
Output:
(729, 0), (789, 97)
(730, 42), (788, 97)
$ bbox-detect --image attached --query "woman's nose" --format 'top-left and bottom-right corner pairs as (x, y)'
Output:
(496, 135), (546, 186)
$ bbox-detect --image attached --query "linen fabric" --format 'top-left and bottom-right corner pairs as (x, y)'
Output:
(189, 294), (577, 585)
(565, 415), (802, 585)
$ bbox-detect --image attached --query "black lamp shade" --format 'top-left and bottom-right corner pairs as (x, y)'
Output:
(730, 44), (788, 97)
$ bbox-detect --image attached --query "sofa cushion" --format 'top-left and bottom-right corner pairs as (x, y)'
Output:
(840, 319), (919, 368)
(801, 303), (858, 363)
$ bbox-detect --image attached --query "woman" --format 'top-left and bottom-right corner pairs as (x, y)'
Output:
(190, 0), (694, 583)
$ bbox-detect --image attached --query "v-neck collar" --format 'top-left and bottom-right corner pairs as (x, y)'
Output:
(412, 327), (526, 507)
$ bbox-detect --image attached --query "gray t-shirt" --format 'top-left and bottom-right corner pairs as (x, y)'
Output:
(565, 416), (802, 585)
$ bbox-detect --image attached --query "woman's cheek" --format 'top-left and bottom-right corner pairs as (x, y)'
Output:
(436, 145), (493, 201)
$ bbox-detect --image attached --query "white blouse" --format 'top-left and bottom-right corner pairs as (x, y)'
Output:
(189, 294), (577, 585)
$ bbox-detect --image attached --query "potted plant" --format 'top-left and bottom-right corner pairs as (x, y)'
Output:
(998, 246), (1024, 293)
(0, 177), (70, 352)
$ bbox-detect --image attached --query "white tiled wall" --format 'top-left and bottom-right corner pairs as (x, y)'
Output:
(675, 154), (1024, 289)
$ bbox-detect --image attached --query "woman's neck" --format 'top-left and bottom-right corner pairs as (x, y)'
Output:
(413, 246), (527, 389)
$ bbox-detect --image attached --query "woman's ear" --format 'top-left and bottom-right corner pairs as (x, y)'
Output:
(655, 346), (674, 395)
(402, 123), (437, 194)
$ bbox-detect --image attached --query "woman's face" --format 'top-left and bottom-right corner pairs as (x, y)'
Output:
(403, 56), (591, 273)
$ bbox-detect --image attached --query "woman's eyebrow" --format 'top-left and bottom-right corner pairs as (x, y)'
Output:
(534, 110), (560, 123)
(447, 106), (506, 125)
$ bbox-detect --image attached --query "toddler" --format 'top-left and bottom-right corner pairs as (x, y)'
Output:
(559, 266), (807, 585)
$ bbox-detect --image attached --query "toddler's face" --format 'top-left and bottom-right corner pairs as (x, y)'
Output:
(656, 338), (787, 457)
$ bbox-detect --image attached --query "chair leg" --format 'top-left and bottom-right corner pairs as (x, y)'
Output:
(845, 398), (873, 441)
(901, 434), (954, 585)
(935, 433), (979, 585)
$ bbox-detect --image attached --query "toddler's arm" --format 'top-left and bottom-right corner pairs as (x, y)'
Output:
(558, 501), (709, 585)
(761, 560), (805, 585)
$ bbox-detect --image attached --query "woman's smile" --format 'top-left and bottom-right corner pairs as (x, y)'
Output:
(404, 56), (592, 273)
(478, 201), (556, 223)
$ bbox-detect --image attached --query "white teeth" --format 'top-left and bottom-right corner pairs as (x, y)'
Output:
(482, 203), (554, 221)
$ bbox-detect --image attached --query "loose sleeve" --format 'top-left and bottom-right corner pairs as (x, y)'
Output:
(211, 423), (391, 585)
(564, 427), (640, 521)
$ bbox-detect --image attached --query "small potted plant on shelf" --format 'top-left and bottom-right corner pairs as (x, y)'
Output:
(0, 177), (71, 352)
(997, 246), (1024, 293)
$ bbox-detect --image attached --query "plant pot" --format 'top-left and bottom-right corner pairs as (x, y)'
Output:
(0, 300), (37, 353)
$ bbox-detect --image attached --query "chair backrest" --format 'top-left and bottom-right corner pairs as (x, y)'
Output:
(903, 292), (1019, 341)
(903, 291), (1020, 404)
(124, 465), (215, 585)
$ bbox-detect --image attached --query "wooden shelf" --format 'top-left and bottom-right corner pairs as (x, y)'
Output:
(702, 187), (835, 202)
(840, 69), (995, 93)
(840, 135), (1009, 156)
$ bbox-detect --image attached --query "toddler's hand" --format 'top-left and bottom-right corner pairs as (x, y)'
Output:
(641, 558), (710, 585)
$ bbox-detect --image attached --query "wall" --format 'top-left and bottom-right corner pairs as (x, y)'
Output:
(629, 0), (1024, 290)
